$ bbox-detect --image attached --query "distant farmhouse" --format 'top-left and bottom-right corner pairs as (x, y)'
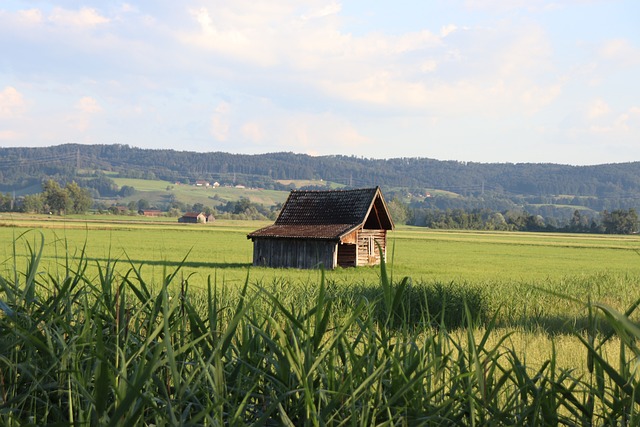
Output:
(247, 187), (394, 269)
(178, 212), (215, 224)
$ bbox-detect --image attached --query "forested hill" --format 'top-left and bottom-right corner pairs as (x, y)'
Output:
(1, 143), (640, 205)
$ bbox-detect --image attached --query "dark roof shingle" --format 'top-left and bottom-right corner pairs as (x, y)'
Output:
(275, 188), (378, 225)
(248, 187), (390, 240)
(246, 224), (357, 239)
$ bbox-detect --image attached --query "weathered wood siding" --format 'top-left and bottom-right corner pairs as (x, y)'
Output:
(356, 230), (386, 266)
(252, 239), (338, 269)
(337, 243), (357, 267)
(178, 215), (203, 223)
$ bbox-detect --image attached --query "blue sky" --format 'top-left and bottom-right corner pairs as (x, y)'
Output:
(1, 0), (639, 165)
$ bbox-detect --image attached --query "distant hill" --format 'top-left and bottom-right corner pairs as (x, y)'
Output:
(1, 144), (639, 218)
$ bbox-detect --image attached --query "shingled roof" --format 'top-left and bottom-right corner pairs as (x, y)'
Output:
(247, 187), (393, 240)
(181, 212), (202, 218)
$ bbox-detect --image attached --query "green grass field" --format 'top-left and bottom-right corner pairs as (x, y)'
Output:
(106, 177), (290, 208)
(2, 215), (640, 323)
(3, 215), (640, 424)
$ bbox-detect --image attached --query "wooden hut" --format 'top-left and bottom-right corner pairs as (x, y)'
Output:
(178, 212), (215, 223)
(178, 212), (206, 223)
(247, 187), (394, 269)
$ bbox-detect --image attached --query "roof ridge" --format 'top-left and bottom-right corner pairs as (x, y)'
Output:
(290, 186), (379, 193)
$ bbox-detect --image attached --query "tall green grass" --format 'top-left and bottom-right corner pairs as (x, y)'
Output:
(1, 235), (640, 425)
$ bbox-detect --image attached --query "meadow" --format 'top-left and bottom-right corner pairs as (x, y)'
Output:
(2, 214), (640, 424)
(107, 177), (291, 208)
(2, 214), (640, 321)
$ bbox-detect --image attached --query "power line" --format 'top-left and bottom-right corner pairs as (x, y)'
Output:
(0, 153), (77, 168)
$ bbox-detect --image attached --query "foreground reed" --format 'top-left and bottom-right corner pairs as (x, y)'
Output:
(1, 234), (640, 425)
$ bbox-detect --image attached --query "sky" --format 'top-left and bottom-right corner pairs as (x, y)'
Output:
(0, 1), (639, 165)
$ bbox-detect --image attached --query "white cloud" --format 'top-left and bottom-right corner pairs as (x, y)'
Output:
(241, 122), (264, 143)
(277, 113), (371, 154)
(183, 6), (278, 66)
(609, 107), (640, 133)
(599, 39), (638, 60)
(318, 35), (562, 116)
(211, 102), (231, 141)
(0, 130), (22, 140)
(0, 86), (26, 118)
(420, 60), (438, 73)
(319, 72), (431, 108)
(521, 83), (562, 112)
(48, 7), (110, 27)
(463, 0), (556, 12)
(120, 3), (137, 13)
(16, 8), (44, 25)
(587, 98), (610, 119)
(300, 2), (342, 20)
(440, 24), (458, 37)
(181, 3), (441, 71)
(193, 7), (213, 31)
(205, 95), (372, 155)
(567, 99), (640, 142)
(495, 25), (553, 78)
(178, 4), (561, 118)
(75, 96), (102, 114)
(62, 96), (104, 133)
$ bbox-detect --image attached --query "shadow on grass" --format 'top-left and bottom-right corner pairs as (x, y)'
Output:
(330, 281), (491, 330)
(330, 281), (625, 336)
(86, 257), (252, 270)
(495, 314), (617, 336)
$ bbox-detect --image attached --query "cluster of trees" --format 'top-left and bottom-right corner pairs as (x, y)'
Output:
(77, 174), (119, 197)
(400, 192), (635, 225)
(405, 207), (638, 234)
(103, 197), (278, 221)
(0, 193), (17, 211)
(216, 198), (279, 220)
(14, 180), (93, 215)
(601, 209), (639, 234)
(408, 208), (541, 231)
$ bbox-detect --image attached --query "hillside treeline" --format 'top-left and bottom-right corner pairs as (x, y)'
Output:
(2, 144), (640, 220)
(1, 144), (640, 199)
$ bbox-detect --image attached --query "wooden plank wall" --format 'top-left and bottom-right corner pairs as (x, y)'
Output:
(253, 239), (337, 269)
(337, 243), (357, 267)
(357, 230), (386, 266)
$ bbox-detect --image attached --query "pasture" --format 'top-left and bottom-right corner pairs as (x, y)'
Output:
(108, 177), (290, 207)
(2, 214), (640, 331)
(3, 214), (640, 424)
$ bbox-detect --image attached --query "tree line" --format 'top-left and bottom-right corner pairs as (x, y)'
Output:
(2, 144), (640, 231)
(395, 206), (639, 234)
(3, 144), (640, 211)
(3, 177), (638, 234)
(1, 180), (92, 215)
